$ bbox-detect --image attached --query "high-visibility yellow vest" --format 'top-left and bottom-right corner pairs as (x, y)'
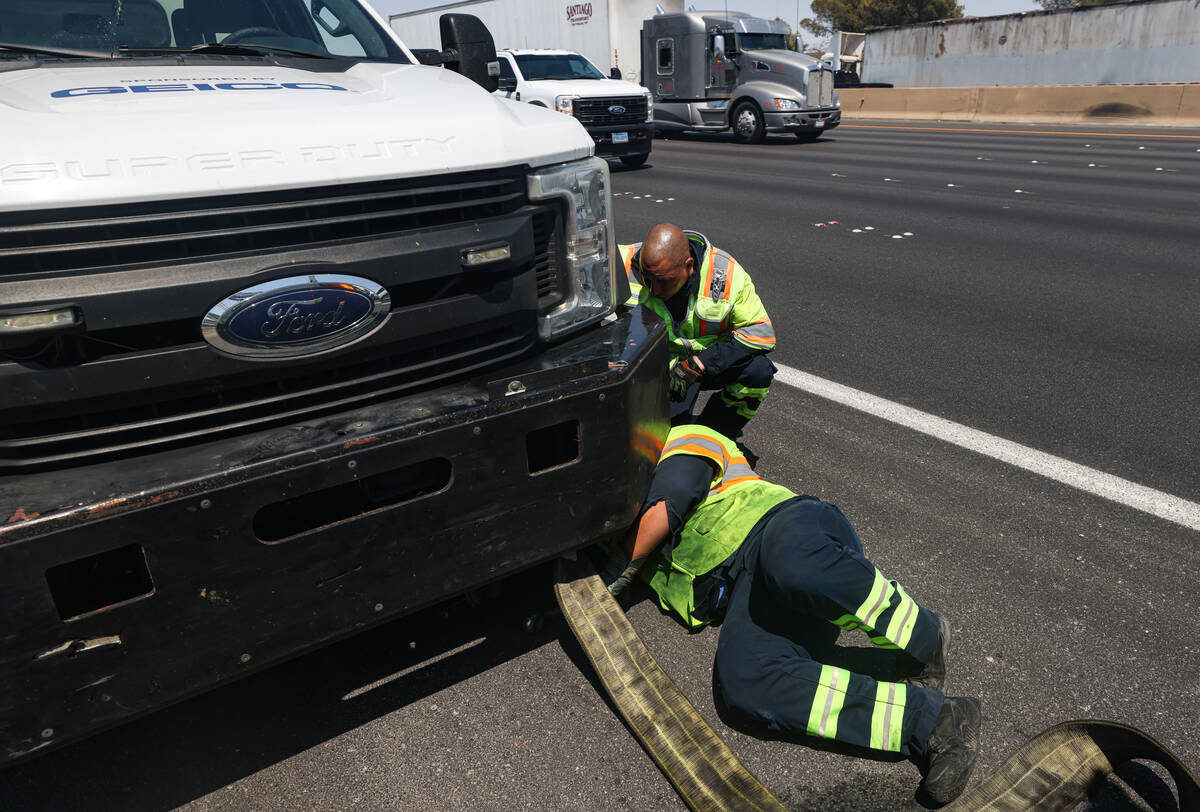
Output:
(618, 232), (775, 363)
(644, 424), (794, 629)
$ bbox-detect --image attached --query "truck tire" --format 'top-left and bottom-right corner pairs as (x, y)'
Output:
(732, 101), (765, 144)
(619, 154), (648, 169)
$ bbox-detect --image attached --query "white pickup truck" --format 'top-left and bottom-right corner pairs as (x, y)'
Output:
(0, 0), (667, 762)
(496, 48), (654, 168)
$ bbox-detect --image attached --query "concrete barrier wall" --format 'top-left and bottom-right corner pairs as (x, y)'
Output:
(863, 0), (1200, 88)
(840, 84), (1200, 127)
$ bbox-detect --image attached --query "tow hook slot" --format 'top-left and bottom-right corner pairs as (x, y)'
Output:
(45, 544), (154, 621)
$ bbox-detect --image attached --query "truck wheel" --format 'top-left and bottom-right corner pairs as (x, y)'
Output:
(732, 102), (765, 144)
(619, 154), (648, 169)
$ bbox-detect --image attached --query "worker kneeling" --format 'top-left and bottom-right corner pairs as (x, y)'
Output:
(603, 425), (983, 807)
(619, 223), (775, 439)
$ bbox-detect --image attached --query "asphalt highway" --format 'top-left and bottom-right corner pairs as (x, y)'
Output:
(2, 121), (1197, 811)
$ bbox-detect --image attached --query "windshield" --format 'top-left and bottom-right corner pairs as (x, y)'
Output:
(513, 53), (603, 80)
(738, 33), (789, 51)
(0, 0), (408, 61)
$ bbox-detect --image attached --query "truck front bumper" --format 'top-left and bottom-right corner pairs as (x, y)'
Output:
(590, 123), (653, 158)
(766, 107), (841, 134)
(0, 308), (668, 763)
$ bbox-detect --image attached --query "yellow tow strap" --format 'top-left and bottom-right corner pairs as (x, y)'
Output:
(554, 556), (1200, 812)
(554, 555), (787, 812)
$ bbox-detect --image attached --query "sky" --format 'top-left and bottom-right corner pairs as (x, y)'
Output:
(740, 1), (1042, 48)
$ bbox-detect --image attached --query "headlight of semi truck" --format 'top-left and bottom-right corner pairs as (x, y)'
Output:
(645, 92), (654, 121)
(772, 98), (801, 111)
(528, 157), (617, 340)
(555, 95), (577, 114)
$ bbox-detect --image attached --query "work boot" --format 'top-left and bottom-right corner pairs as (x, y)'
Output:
(914, 696), (982, 808)
(907, 614), (951, 693)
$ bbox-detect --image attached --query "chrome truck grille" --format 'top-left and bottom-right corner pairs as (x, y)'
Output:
(806, 69), (834, 108)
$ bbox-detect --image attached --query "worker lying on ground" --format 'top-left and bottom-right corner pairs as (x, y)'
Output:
(618, 223), (775, 439)
(601, 424), (983, 808)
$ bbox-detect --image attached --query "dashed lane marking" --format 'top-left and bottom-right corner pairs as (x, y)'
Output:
(774, 363), (1200, 532)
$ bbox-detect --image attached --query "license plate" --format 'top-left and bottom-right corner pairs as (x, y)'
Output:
(814, 120), (825, 128)
(612, 132), (629, 144)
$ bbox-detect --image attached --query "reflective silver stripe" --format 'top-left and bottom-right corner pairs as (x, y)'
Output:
(734, 320), (775, 339)
(709, 251), (732, 299)
(882, 683), (896, 745)
(819, 666), (842, 736)
(663, 434), (728, 462)
(722, 462), (757, 482)
(700, 318), (723, 335)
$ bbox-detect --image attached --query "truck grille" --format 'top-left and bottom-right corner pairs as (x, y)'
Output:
(806, 69), (834, 108)
(573, 96), (648, 128)
(0, 171), (567, 472)
(0, 169), (527, 277)
(532, 206), (563, 311)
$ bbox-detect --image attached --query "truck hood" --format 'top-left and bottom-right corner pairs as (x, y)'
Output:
(0, 61), (592, 212)
(739, 49), (822, 72)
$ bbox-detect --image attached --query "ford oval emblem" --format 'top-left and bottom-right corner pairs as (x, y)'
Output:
(201, 274), (390, 359)
(608, 104), (626, 114)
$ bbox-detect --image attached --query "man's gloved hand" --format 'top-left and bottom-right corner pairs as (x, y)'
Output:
(599, 547), (647, 600)
(668, 355), (704, 402)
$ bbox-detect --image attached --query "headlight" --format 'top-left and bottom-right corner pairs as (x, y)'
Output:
(772, 98), (801, 111)
(528, 157), (617, 340)
(645, 92), (654, 121)
(555, 95), (577, 114)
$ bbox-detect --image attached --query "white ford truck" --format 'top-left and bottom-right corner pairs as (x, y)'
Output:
(0, 0), (667, 762)
(496, 48), (654, 169)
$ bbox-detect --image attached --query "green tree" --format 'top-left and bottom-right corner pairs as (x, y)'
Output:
(801, 0), (963, 38)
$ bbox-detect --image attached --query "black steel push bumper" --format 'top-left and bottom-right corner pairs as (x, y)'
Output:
(0, 307), (668, 763)
(590, 123), (653, 158)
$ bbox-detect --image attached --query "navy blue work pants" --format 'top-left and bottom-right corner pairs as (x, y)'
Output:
(713, 498), (944, 757)
(670, 354), (776, 436)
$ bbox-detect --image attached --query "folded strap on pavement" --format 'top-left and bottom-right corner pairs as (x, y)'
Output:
(554, 555), (787, 812)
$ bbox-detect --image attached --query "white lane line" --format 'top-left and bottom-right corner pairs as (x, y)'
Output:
(774, 364), (1200, 532)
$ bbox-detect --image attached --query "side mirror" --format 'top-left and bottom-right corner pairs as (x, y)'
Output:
(439, 13), (499, 93)
(712, 34), (726, 60)
(498, 76), (517, 92)
(609, 66), (622, 80)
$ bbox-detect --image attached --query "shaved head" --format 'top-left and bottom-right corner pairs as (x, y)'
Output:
(642, 223), (691, 269)
(639, 223), (694, 299)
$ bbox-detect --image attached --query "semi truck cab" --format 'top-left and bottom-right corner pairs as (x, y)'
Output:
(643, 10), (841, 143)
(495, 49), (654, 168)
